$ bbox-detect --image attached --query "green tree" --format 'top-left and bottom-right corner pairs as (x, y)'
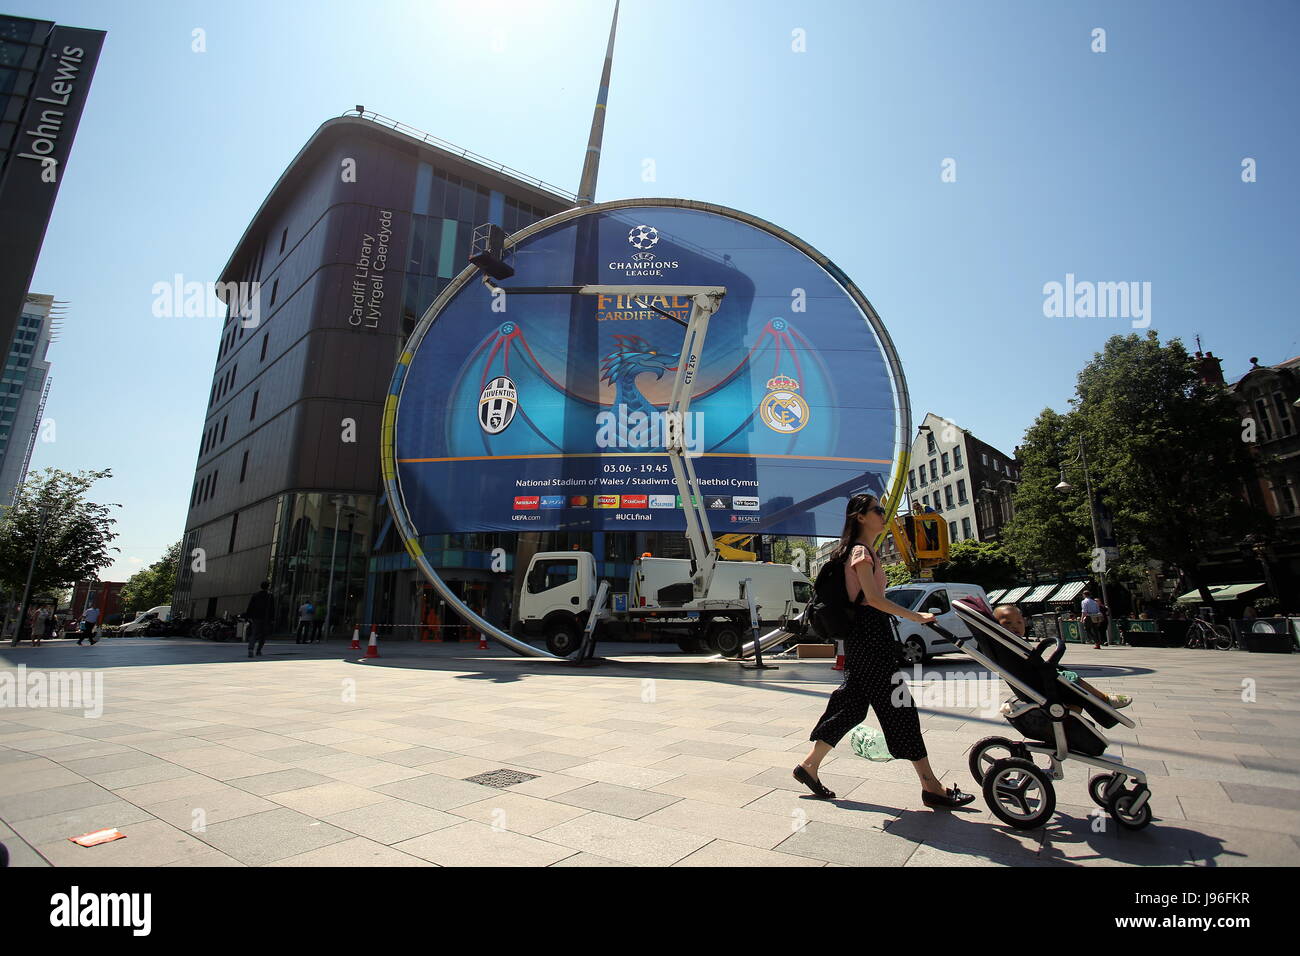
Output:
(1003, 408), (1091, 577)
(770, 536), (815, 570)
(119, 540), (182, 616)
(885, 562), (913, 587)
(931, 540), (1019, 590)
(0, 468), (119, 600)
(1073, 334), (1263, 602)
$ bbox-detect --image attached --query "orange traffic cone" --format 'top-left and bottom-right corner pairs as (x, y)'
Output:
(832, 640), (845, 671)
(349, 627), (360, 650)
(365, 628), (379, 658)
(478, 630), (488, 650)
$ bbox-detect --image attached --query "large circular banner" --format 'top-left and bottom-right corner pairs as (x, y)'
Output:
(382, 198), (910, 542)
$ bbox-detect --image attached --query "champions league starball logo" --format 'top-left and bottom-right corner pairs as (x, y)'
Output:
(628, 224), (659, 250)
(759, 375), (809, 434)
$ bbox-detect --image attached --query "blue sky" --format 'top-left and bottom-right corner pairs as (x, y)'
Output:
(14, 0), (1299, 580)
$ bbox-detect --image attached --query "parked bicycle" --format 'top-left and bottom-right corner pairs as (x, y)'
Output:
(1185, 617), (1233, 650)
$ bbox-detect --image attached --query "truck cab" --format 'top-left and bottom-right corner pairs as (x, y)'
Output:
(517, 550), (812, 657)
(886, 582), (990, 665)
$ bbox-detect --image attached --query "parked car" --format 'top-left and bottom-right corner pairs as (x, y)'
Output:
(886, 582), (991, 664)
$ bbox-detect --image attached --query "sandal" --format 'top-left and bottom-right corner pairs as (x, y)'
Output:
(921, 784), (976, 809)
(793, 765), (836, 800)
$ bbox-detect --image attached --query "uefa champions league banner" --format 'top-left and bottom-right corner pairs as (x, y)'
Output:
(386, 199), (908, 537)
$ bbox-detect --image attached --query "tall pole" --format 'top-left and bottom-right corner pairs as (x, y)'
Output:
(575, 0), (620, 206)
(324, 496), (343, 640)
(13, 505), (50, 646)
(1079, 442), (1114, 642)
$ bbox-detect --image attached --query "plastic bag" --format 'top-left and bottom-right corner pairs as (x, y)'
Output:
(849, 722), (894, 762)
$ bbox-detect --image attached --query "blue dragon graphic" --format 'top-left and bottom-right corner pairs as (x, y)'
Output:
(599, 334), (679, 419)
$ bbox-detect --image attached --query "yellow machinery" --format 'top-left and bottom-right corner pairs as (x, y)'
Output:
(715, 533), (757, 561)
(888, 512), (950, 579)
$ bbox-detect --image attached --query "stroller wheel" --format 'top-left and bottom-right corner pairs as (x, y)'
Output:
(968, 736), (1020, 786)
(983, 758), (1056, 830)
(1088, 772), (1125, 808)
(1110, 790), (1154, 831)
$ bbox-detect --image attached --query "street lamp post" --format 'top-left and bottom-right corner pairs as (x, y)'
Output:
(1055, 440), (1115, 643)
(12, 504), (51, 646)
(324, 495), (366, 640)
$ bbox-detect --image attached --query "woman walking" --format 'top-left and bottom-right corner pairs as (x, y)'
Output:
(795, 493), (975, 809)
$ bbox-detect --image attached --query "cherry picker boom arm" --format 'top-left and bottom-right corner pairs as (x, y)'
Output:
(477, 277), (728, 599)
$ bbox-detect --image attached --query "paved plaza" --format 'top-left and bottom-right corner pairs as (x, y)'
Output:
(1, 635), (1298, 867)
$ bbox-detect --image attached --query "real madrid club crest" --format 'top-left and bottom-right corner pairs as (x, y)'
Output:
(478, 376), (518, 434)
(759, 375), (809, 434)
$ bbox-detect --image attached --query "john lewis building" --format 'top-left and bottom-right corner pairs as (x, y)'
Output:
(173, 111), (573, 629)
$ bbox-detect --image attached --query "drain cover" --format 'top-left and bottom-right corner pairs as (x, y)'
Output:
(463, 769), (540, 789)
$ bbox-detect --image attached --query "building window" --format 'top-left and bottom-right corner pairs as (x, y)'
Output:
(922, 494), (929, 508)
(240, 449), (249, 483)
(211, 470), (218, 498)
(957, 478), (968, 504)
(949, 521), (958, 542)
(1272, 392), (1294, 438)
(1274, 477), (1297, 515)
(981, 453), (988, 466)
(962, 517), (972, 539)
(926, 432), (936, 455)
(908, 469), (916, 491)
(269, 278), (278, 307)
(249, 390), (259, 420)
(279, 228), (287, 254)
(220, 416), (227, 442)
(941, 452), (950, 475)
(945, 485), (955, 508)
(228, 512), (239, 553)
(260, 334), (268, 362)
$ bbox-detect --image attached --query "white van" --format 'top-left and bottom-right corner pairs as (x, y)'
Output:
(121, 606), (172, 634)
(886, 583), (989, 664)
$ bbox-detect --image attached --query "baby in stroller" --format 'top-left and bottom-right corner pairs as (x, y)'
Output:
(931, 596), (1154, 831)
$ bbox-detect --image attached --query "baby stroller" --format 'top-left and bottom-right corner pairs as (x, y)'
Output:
(925, 596), (1151, 831)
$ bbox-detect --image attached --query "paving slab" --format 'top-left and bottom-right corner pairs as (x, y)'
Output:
(3, 639), (1297, 867)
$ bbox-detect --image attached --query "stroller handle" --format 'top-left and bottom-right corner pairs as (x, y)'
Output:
(924, 621), (960, 643)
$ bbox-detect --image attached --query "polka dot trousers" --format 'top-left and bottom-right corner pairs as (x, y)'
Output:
(809, 606), (928, 761)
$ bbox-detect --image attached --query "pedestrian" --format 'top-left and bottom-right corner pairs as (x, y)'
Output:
(795, 493), (975, 809)
(1243, 604), (1258, 620)
(1081, 590), (1103, 648)
(296, 599), (314, 644)
(311, 602), (325, 643)
(77, 605), (101, 645)
(245, 581), (274, 658)
(36, 605), (53, 646)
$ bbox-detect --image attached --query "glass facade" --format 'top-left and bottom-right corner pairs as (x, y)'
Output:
(265, 492), (376, 634)
(400, 163), (551, 337)
(0, 16), (52, 176)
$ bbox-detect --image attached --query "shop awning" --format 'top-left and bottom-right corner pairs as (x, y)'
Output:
(1049, 581), (1087, 604)
(986, 589), (1007, 604)
(1019, 584), (1059, 604)
(1175, 583), (1265, 604)
(1000, 586), (1031, 604)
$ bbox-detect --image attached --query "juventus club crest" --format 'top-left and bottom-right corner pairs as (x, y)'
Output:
(478, 376), (518, 434)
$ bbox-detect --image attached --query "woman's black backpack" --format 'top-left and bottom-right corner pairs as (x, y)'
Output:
(809, 553), (861, 640)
